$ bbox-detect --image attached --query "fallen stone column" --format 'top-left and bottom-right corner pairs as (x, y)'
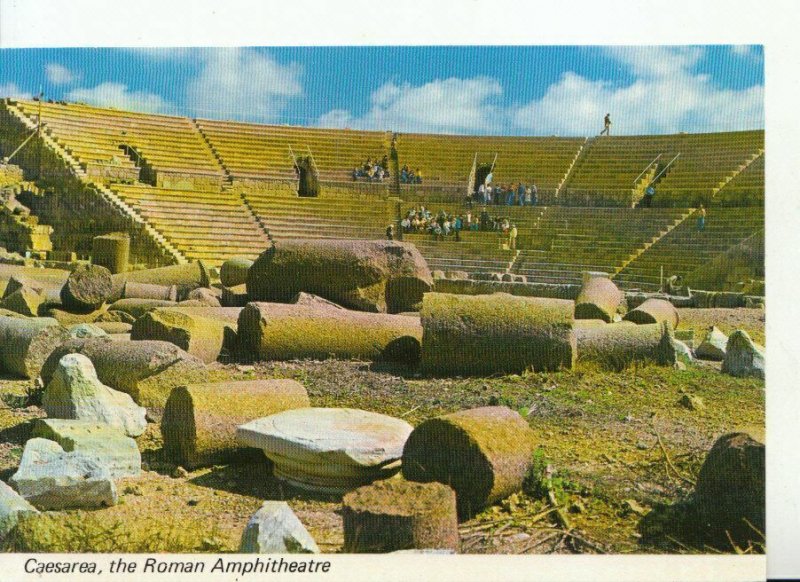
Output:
(622, 298), (679, 328)
(92, 233), (130, 274)
(402, 406), (537, 519)
(574, 276), (624, 323)
(420, 292), (576, 376)
(131, 306), (242, 363)
(246, 239), (433, 313)
(576, 321), (676, 370)
(60, 264), (114, 313)
(123, 281), (178, 302)
(220, 257), (254, 288)
(109, 261), (210, 301)
(40, 337), (208, 411)
(0, 316), (70, 379)
(342, 480), (460, 553)
(107, 298), (177, 319)
(161, 379), (310, 469)
(238, 298), (423, 363)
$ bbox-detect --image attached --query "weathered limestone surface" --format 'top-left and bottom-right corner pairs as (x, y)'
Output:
(574, 276), (624, 323)
(722, 330), (765, 379)
(240, 501), (320, 554)
(60, 264), (114, 312)
(576, 322), (677, 370)
(109, 261), (210, 302)
(42, 353), (147, 437)
(622, 298), (679, 328)
(33, 419), (142, 479)
(0, 480), (38, 539)
(131, 306), (242, 363)
(237, 408), (413, 494)
(694, 430), (765, 546)
(696, 326), (729, 361)
(10, 438), (118, 509)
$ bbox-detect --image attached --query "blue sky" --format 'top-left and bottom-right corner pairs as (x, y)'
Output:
(0, 46), (763, 136)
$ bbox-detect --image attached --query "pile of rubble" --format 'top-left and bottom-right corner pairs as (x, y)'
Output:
(0, 238), (765, 553)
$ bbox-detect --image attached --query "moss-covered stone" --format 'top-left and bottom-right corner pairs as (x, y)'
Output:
(238, 299), (422, 363)
(220, 257), (254, 288)
(131, 307), (241, 364)
(0, 316), (70, 379)
(342, 479), (459, 553)
(576, 321), (677, 371)
(246, 239), (432, 313)
(92, 232), (130, 275)
(161, 379), (310, 469)
(402, 406), (537, 519)
(60, 264), (113, 312)
(420, 292), (576, 376)
(693, 431), (764, 547)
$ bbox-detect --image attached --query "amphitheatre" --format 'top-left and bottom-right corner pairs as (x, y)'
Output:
(0, 96), (764, 555)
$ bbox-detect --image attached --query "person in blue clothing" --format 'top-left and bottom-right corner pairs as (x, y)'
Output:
(517, 182), (526, 206)
(506, 184), (515, 206)
(697, 204), (706, 231)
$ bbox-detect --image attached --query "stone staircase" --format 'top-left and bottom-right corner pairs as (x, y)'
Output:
(5, 101), (187, 265)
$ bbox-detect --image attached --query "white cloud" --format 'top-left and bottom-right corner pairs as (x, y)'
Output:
(45, 63), (77, 85)
(318, 77), (505, 134)
(0, 82), (32, 99)
(186, 48), (303, 122)
(512, 47), (763, 135)
(66, 82), (171, 113)
(731, 45), (760, 60)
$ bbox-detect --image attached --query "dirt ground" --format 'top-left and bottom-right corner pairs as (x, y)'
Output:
(0, 307), (765, 554)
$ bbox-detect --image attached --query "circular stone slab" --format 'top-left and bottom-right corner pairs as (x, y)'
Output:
(236, 408), (413, 494)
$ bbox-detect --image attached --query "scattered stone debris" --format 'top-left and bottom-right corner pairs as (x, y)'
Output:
(240, 501), (320, 554)
(721, 330), (765, 379)
(678, 394), (705, 412)
(695, 326), (729, 361)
